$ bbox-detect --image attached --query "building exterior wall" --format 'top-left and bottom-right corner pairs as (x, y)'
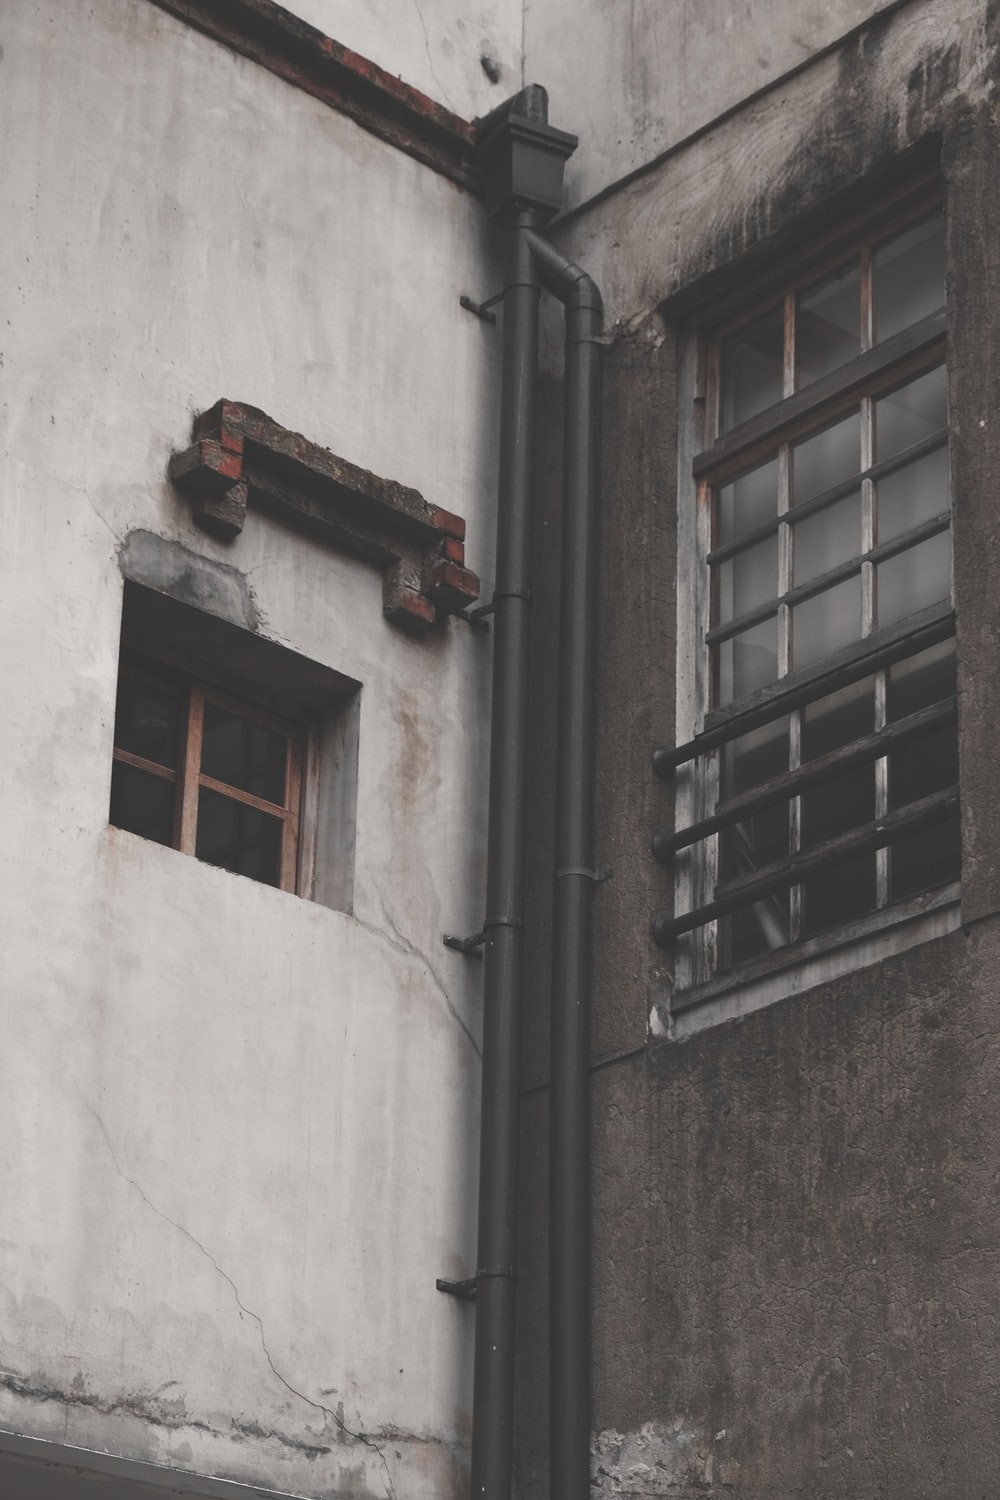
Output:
(1, 3), (498, 1495)
(278, 0), (523, 122)
(7, 0), (1000, 1497)
(519, 0), (1000, 1495)
(522, 0), (905, 209)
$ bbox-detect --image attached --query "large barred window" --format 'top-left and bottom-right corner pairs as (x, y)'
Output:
(655, 192), (960, 1012)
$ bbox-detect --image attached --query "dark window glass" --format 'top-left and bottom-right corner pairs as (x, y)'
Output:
(876, 444), (949, 544)
(791, 574), (862, 670)
(890, 821), (960, 901)
(720, 307), (784, 431)
(796, 260), (861, 387)
(716, 459), (778, 547)
(791, 411), (860, 507)
(803, 854), (878, 938)
(196, 790), (284, 887)
(715, 536), (778, 625)
(202, 703), (287, 805)
(801, 679), (877, 938)
(801, 679), (875, 847)
(875, 365), (947, 461)
(887, 642), (958, 812)
(114, 674), (182, 768)
(876, 530), (951, 629)
(875, 212), (945, 343)
(718, 720), (791, 968)
(715, 615), (779, 706)
(110, 762), (175, 846)
(793, 492), (861, 587)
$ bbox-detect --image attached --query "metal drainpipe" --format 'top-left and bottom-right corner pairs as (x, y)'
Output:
(467, 88), (603, 1500)
(524, 227), (603, 1500)
(470, 200), (543, 1500)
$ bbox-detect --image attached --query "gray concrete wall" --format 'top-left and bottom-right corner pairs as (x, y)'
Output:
(524, 0), (904, 210)
(0, 3), (499, 1496)
(519, 0), (1000, 1493)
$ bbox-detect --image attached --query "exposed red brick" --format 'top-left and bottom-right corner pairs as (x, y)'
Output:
(170, 401), (479, 634)
(430, 506), (466, 541)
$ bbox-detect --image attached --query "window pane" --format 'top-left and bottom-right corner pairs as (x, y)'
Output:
(723, 717), (790, 796)
(114, 674), (182, 768)
(801, 678), (875, 848)
(196, 789), (284, 886)
(875, 365), (947, 461)
(715, 616), (778, 706)
(802, 854), (878, 939)
(110, 762), (175, 846)
(719, 716), (791, 967)
(890, 820), (960, 902)
(801, 680), (877, 941)
(887, 641), (958, 813)
(720, 308), (784, 431)
(875, 212), (945, 343)
(796, 260), (861, 387)
(791, 411), (860, 506)
(716, 459), (778, 547)
(202, 703), (287, 805)
(876, 530), (951, 628)
(791, 574), (862, 670)
(715, 536), (778, 625)
(876, 444), (949, 545)
(887, 639), (956, 720)
(792, 492), (861, 587)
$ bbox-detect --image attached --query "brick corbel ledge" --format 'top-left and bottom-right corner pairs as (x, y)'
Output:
(169, 400), (480, 633)
(148, 0), (477, 191)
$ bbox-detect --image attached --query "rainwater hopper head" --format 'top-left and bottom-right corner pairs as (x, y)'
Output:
(474, 84), (577, 223)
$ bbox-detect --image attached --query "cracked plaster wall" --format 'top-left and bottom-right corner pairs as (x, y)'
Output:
(277, 0), (524, 123)
(0, 2), (499, 1495)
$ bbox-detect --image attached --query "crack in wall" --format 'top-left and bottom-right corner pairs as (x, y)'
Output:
(354, 901), (482, 1059)
(411, 0), (456, 111)
(72, 1086), (397, 1500)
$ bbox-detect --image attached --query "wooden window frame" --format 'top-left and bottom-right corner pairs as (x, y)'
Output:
(663, 183), (960, 1013)
(111, 654), (307, 894)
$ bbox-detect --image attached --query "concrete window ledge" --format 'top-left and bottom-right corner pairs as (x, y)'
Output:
(169, 399), (480, 633)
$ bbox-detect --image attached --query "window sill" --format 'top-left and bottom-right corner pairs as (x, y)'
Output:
(656, 883), (959, 1039)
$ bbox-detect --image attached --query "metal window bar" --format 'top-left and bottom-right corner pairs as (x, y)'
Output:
(652, 785), (957, 946)
(653, 602), (954, 777)
(653, 694), (956, 862)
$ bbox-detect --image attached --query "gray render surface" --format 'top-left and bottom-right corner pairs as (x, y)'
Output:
(518, 1), (1000, 1494)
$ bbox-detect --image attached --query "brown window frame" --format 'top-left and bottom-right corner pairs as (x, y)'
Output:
(111, 654), (307, 894)
(659, 182), (961, 1008)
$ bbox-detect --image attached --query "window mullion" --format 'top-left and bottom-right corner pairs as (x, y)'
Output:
(860, 242), (874, 352)
(875, 670), (889, 908)
(176, 684), (204, 856)
(280, 737), (303, 893)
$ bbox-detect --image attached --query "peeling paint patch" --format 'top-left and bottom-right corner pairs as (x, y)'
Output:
(592, 1422), (741, 1495)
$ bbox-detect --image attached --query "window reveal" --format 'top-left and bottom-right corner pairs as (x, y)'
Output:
(654, 202), (959, 992)
(110, 660), (305, 892)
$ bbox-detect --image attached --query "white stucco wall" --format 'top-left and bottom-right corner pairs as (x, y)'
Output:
(279, 0), (524, 122)
(524, 0), (903, 209)
(0, 3), (499, 1497)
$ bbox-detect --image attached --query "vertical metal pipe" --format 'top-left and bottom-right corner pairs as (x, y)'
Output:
(470, 208), (543, 1500)
(524, 230), (603, 1500)
(549, 282), (602, 1500)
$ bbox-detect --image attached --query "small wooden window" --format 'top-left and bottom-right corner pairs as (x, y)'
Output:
(110, 657), (305, 892)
